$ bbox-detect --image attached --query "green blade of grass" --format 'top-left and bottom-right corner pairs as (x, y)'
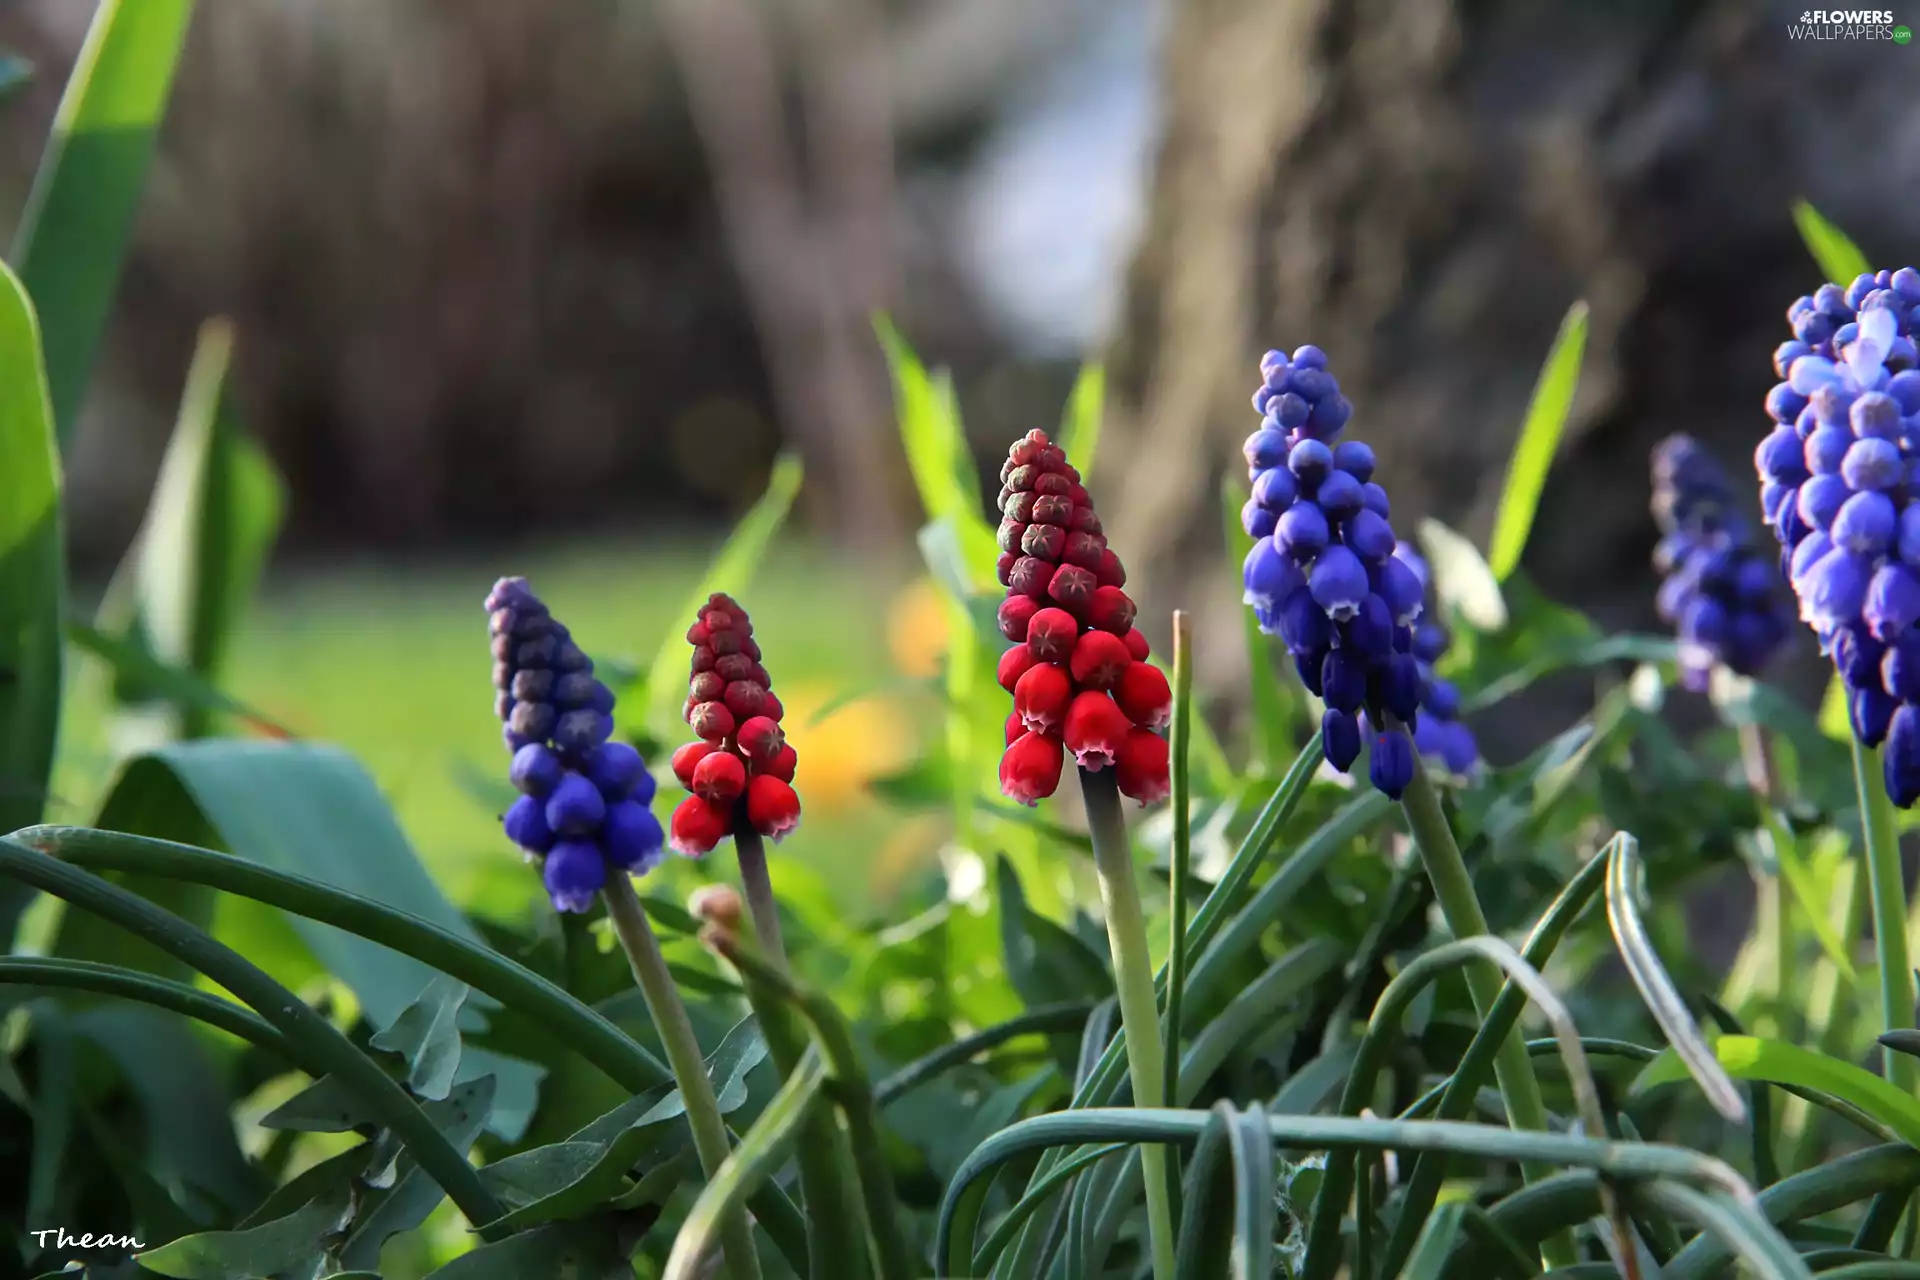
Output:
(1487, 301), (1588, 581)
(1634, 1035), (1920, 1151)
(0, 260), (63, 949)
(96, 318), (285, 740)
(14, 0), (196, 445)
(875, 317), (998, 586)
(1791, 201), (1872, 286)
(1057, 363), (1105, 476)
(641, 453), (804, 737)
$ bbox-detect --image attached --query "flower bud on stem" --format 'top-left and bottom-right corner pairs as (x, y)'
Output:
(602, 869), (763, 1280)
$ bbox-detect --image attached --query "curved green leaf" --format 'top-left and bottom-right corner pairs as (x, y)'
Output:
(1792, 201), (1873, 287)
(138, 1190), (351, 1280)
(48, 740), (543, 1138)
(14, 0), (195, 443)
(1487, 300), (1588, 581)
(1057, 363), (1104, 475)
(1634, 1035), (1920, 1150)
(640, 452), (803, 736)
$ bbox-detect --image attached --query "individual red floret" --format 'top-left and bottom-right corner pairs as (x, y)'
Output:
(1087, 585), (1137, 635)
(1069, 630), (1133, 691)
(1115, 729), (1171, 805)
(753, 743), (799, 783)
(997, 643), (1040, 693)
(687, 621), (711, 646)
(1094, 549), (1126, 589)
(690, 671), (725, 703)
(1025, 608), (1080, 662)
(1048, 564), (1098, 615)
(1114, 661), (1173, 731)
(724, 680), (769, 721)
(1000, 731), (1065, 806)
(671, 795), (732, 856)
(1014, 663), (1074, 735)
(1004, 712), (1025, 746)
(1063, 690), (1132, 770)
(737, 715), (786, 765)
(762, 691), (785, 722)
(692, 751), (747, 804)
(746, 775), (802, 842)
(997, 551), (1018, 586)
(1009, 556), (1054, 599)
(1063, 531), (1104, 569)
(672, 740), (719, 787)
(1122, 628), (1150, 661)
(689, 701), (736, 742)
(999, 595), (1040, 642)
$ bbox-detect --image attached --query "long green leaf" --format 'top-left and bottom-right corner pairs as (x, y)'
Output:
(13, 0), (196, 444)
(0, 259), (62, 943)
(1634, 1035), (1920, 1150)
(98, 317), (284, 742)
(1057, 363), (1105, 476)
(876, 318), (998, 584)
(641, 452), (803, 737)
(1792, 201), (1873, 286)
(1487, 301), (1588, 581)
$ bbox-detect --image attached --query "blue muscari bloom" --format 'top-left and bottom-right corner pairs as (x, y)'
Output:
(1757, 267), (1920, 805)
(1239, 346), (1431, 791)
(1390, 541), (1481, 776)
(487, 577), (665, 911)
(1652, 435), (1792, 693)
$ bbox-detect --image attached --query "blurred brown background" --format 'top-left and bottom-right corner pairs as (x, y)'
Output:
(6, 0), (1920, 748)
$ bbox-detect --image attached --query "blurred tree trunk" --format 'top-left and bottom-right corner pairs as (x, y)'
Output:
(1100, 0), (1916, 755)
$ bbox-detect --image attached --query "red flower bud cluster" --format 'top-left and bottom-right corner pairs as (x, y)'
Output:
(995, 430), (1171, 807)
(668, 594), (801, 855)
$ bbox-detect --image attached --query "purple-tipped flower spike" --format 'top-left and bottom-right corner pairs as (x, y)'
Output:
(486, 576), (665, 911)
(1652, 436), (1791, 692)
(1758, 267), (1920, 805)
(1240, 345), (1467, 791)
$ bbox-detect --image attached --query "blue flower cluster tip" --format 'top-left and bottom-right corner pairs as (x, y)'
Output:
(488, 577), (663, 911)
(1755, 268), (1920, 804)
(1239, 345), (1425, 798)
(1391, 543), (1481, 775)
(1650, 435), (1789, 692)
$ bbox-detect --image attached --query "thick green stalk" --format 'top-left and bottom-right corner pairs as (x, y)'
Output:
(733, 817), (788, 972)
(1396, 761), (1576, 1270)
(1079, 767), (1176, 1280)
(1855, 738), (1917, 1090)
(604, 872), (763, 1280)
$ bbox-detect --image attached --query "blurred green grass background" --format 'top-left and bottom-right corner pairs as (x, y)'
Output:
(49, 541), (948, 924)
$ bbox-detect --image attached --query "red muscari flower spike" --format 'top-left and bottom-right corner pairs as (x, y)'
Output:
(992, 429), (1171, 806)
(670, 593), (802, 846)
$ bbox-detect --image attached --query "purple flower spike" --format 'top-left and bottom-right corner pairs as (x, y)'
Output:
(487, 576), (667, 910)
(1239, 343), (1466, 791)
(1754, 265), (1920, 804)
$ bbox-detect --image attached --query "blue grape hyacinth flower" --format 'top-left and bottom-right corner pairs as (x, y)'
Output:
(1755, 268), (1920, 804)
(1240, 345), (1423, 797)
(1390, 543), (1481, 776)
(1650, 435), (1790, 693)
(487, 577), (664, 911)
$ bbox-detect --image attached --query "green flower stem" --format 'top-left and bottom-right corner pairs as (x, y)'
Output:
(1079, 766), (1176, 1280)
(1395, 758), (1577, 1271)
(1854, 738), (1917, 1091)
(1789, 861), (1868, 1169)
(733, 816), (788, 972)
(0, 837), (509, 1234)
(603, 871), (763, 1280)
(667, 1049), (827, 1280)
(712, 927), (914, 1280)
